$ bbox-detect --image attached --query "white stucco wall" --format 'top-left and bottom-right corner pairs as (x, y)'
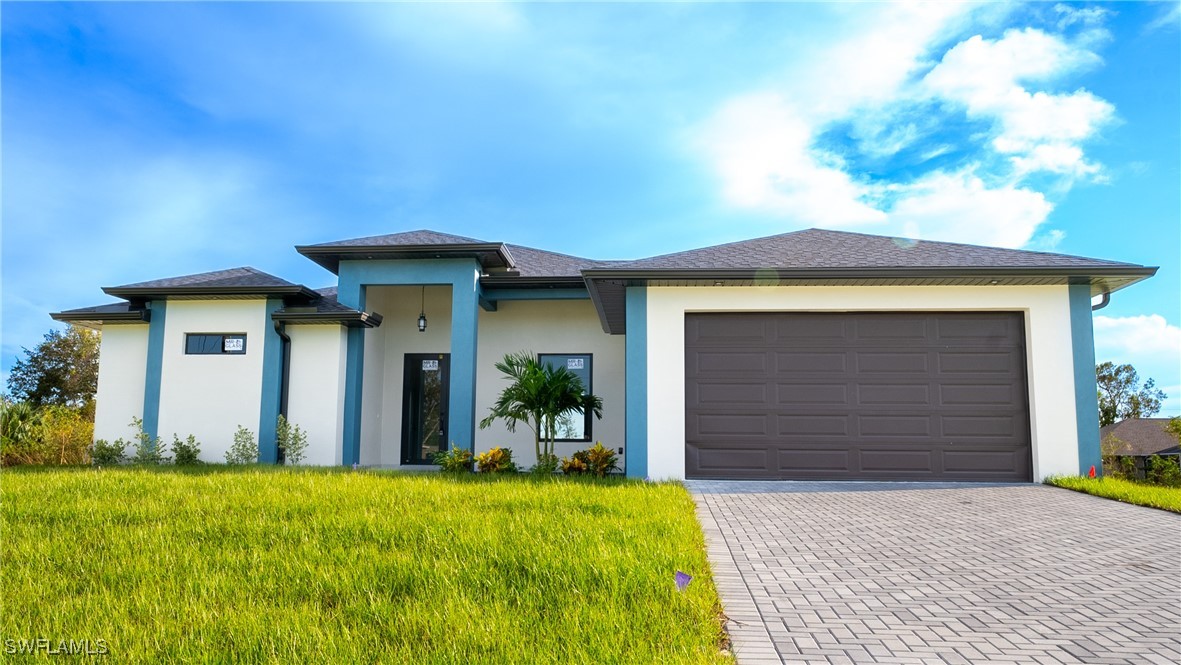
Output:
(644, 285), (1079, 482)
(359, 285), (453, 466)
(156, 299), (268, 462)
(287, 325), (348, 466)
(477, 299), (626, 469)
(93, 324), (149, 444)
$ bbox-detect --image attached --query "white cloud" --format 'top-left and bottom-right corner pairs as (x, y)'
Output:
(922, 28), (1114, 179)
(887, 169), (1052, 247)
(1145, 2), (1181, 33)
(1094, 314), (1181, 360)
(696, 93), (887, 226)
(1054, 3), (1113, 31)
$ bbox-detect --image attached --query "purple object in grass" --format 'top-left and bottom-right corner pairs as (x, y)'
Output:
(352, 463), (359, 471)
(675, 570), (692, 591)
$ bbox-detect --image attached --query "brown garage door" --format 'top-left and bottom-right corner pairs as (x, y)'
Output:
(685, 312), (1032, 481)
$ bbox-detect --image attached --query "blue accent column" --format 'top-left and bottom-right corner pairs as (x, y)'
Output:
(625, 286), (648, 479)
(1069, 284), (1102, 474)
(338, 278), (366, 467)
(257, 298), (284, 464)
(142, 300), (167, 442)
(450, 273), (480, 453)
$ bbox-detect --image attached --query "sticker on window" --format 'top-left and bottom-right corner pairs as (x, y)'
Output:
(422, 360), (439, 371)
(223, 337), (245, 353)
(567, 358), (585, 370)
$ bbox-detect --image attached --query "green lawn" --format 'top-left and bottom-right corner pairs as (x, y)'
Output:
(1, 467), (732, 663)
(1045, 475), (1181, 514)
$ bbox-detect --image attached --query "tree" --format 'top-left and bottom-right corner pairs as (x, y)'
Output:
(1096, 362), (1166, 427)
(479, 351), (603, 463)
(6, 327), (100, 416)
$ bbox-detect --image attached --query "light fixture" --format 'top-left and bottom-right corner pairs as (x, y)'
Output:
(417, 286), (428, 332)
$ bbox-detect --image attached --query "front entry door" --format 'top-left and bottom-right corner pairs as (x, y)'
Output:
(402, 353), (450, 465)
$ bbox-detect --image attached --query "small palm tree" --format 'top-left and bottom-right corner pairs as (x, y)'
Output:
(479, 351), (603, 462)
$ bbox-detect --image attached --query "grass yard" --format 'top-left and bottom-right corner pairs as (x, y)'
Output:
(1045, 475), (1181, 514)
(2, 467), (732, 663)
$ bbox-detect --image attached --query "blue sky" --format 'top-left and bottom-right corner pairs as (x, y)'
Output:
(3, 2), (1179, 413)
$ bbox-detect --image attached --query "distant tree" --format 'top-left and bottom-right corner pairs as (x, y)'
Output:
(1165, 417), (1181, 444)
(6, 327), (99, 417)
(1096, 362), (1166, 427)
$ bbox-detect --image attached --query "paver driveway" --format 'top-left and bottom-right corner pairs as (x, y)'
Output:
(689, 482), (1181, 665)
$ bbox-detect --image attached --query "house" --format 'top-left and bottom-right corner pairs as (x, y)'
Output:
(51, 228), (1156, 482)
(1101, 418), (1180, 458)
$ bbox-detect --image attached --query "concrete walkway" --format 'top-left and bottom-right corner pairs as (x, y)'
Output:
(689, 481), (1181, 664)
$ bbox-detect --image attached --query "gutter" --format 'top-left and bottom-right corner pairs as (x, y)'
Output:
(1091, 290), (1111, 311)
(273, 320), (291, 419)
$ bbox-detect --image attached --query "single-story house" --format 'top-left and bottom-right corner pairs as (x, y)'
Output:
(52, 228), (1156, 482)
(1101, 418), (1180, 458)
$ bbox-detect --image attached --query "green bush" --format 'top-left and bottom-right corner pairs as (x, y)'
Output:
(276, 415), (308, 465)
(582, 442), (619, 477)
(225, 426), (258, 465)
(475, 446), (517, 474)
(129, 417), (169, 465)
(433, 444), (473, 473)
(1146, 455), (1181, 487)
(171, 434), (202, 466)
(531, 452), (559, 476)
(561, 455), (588, 475)
(91, 439), (127, 466)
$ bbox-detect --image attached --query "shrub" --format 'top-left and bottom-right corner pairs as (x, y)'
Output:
(91, 438), (127, 466)
(433, 444), (474, 474)
(561, 455), (588, 475)
(531, 452), (559, 476)
(129, 416), (169, 465)
(1145, 455), (1181, 487)
(172, 434), (203, 466)
(475, 447), (517, 474)
(1114, 455), (1138, 480)
(582, 442), (619, 477)
(276, 415), (308, 465)
(225, 426), (258, 465)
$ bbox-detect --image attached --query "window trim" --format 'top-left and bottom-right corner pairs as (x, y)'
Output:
(184, 333), (248, 356)
(539, 352), (593, 443)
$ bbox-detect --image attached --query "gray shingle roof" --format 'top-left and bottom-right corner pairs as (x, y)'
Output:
(502, 244), (620, 278)
(110, 267), (301, 290)
(308, 230), (486, 248)
(606, 228), (1141, 271)
(1100, 418), (1180, 457)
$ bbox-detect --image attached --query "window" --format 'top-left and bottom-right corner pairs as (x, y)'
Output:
(539, 353), (592, 441)
(185, 334), (247, 355)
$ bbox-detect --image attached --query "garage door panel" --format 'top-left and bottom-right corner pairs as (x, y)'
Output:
(856, 352), (930, 373)
(777, 351), (847, 373)
(775, 415), (850, 436)
(777, 383), (848, 405)
(686, 312), (1031, 481)
(857, 384), (931, 406)
(860, 449), (935, 473)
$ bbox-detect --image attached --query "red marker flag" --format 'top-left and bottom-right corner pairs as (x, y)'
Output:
(1088, 465), (1096, 478)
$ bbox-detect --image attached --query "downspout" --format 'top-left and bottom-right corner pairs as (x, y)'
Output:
(273, 319), (292, 462)
(1091, 290), (1110, 311)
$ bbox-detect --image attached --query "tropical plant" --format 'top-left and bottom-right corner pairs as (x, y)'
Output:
(581, 442), (619, 477)
(531, 452), (560, 476)
(172, 434), (203, 466)
(1, 399), (43, 466)
(225, 426), (258, 465)
(1096, 362), (1167, 426)
(478, 351), (603, 462)
(475, 447), (517, 474)
(433, 445), (474, 473)
(276, 415), (308, 465)
(39, 406), (93, 465)
(560, 455), (588, 475)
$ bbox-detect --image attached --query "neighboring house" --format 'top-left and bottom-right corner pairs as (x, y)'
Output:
(1101, 418), (1181, 458)
(52, 228), (1156, 482)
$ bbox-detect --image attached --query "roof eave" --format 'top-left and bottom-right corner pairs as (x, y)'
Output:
(50, 310), (150, 328)
(271, 310), (383, 328)
(295, 243), (515, 275)
(102, 285), (320, 300)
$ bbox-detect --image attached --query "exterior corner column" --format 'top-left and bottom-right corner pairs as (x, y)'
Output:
(142, 299), (168, 443)
(257, 297), (285, 464)
(337, 271), (366, 467)
(625, 286), (648, 479)
(1069, 284), (1101, 474)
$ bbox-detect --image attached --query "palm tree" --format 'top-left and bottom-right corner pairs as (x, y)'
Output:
(479, 351), (603, 461)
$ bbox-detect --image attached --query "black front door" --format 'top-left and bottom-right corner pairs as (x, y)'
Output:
(402, 353), (450, 465)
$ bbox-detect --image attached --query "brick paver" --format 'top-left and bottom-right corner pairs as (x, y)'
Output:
(689, 481), (1181, 664)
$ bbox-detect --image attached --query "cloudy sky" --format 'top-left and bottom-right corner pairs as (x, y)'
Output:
(3, 2), (1179, 414)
